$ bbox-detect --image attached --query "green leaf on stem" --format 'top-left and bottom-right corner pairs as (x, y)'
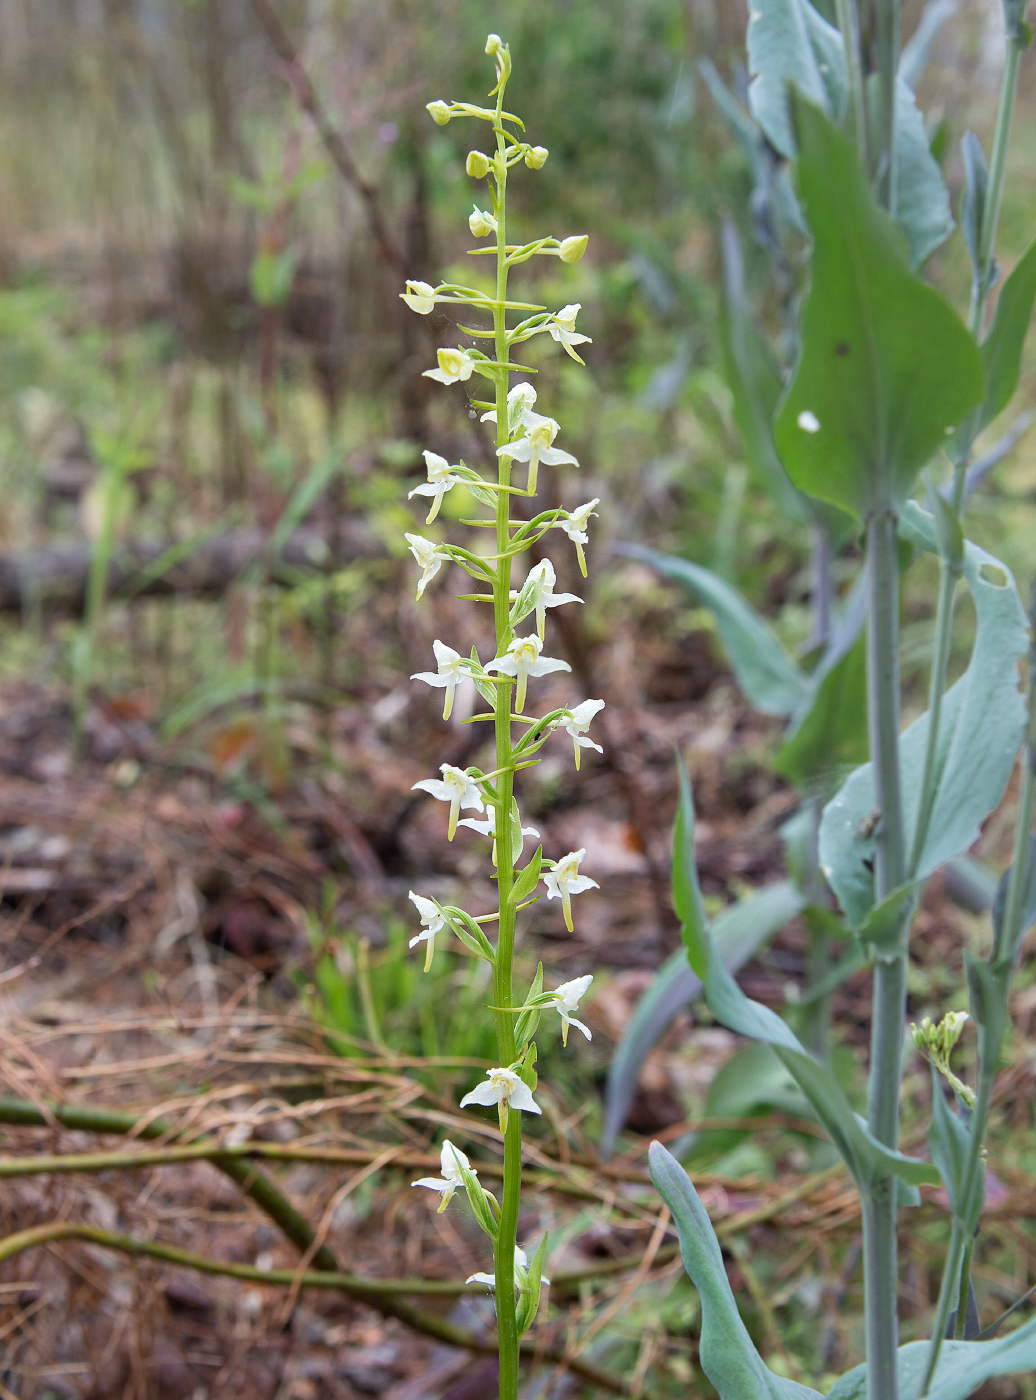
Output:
(746, 0), (954, 265)
(673, 760), (937, 1189)
(673, 755), (711, 971)
(960, 131), (989, 281)
(820, 509), (1028, 927)
(774, 98), (982, 520)
(927, 1065), (984, 1231)
(600, 879), (806, 1157)
(508, 847), (542, 907)
(856, 882), (920, 959)
(774, 632), (868, 788)
(618, 545), (808, 717)
(974, 237), (1036, 435)
(826, 1316), (1036, 1399)
(514, 963), (544, 1048)
(964, 953), (1013, 1080)
(516, 1232), (549, 1337)
(649, 1143), (824, 1399)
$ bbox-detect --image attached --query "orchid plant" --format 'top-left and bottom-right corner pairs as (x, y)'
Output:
(400, 35), (603, 1398)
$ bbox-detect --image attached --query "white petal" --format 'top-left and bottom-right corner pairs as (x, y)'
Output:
(411, 670), (450, 687)
(507, 1081), (542, 1115)
(556, 974), (594, 1003)
(566, 1016), (592, 1041)
(527, 657), (571, 677)
(411, 1176), (448, 1192)
(459, 1081), (502, 1109)
(566, 874), (599, 895)
(465, 1272), (496, 1287)
(412, 778), (450, 801)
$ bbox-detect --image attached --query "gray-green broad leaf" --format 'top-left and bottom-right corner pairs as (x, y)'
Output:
(649, 1143), (824, 1399)
(600, 880), (806, 1157)
(773, 98), (982, 521)
(819, 504), (1028, 928)
(825, 1316), (1036, 1399)
(746, 0), (954, 266)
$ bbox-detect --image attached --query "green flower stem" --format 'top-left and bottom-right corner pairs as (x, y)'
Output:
(836, 0), (870, 171)
(972, 36), (1023, 333)
(922, 742), (1035, 1389)
(873, 0), (901, 209)
(489, 73), (522, 1400)
(955, 1234), (978, 1339)
(908, 551), (961, 877)
(863, 505), (908, 1400)
(912, 35), (1027, 1375)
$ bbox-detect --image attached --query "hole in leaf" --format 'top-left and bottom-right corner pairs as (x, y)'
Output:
(979, 563), (1008, 588)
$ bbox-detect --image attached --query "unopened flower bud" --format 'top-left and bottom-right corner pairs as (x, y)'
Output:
(469, 206), (498, 238)
(485, 34), (504, 57)
(558, 234), (588, 264)
(465, 150), (491, 180)
(524, 145), (549, 170)
(426, 100), (451, 126)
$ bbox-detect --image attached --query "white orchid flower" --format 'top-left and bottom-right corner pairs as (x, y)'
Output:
(405, 533), (449, 599)
(412, 1140), (474, 1211)
(408, 891), (447, 971)
(560, 698), (605, 770)
(556, 498), (600, 577)
(485, 634), (571, 714)
(510, 560), (582, 640)
(408, 450), (465, 524)
(466, 1245), (550, 1289)
(412, 763), (484, 840)
(411, 640), (473, 721)
(458, 804), (540, 866)
(546, 974), (594, 1046)
(480, 381), (537, 434)
(401, 280), (437, 314)
(547, 303), (592, 363)
(460, 1066), (541, 1133)
(424, 347), (476, 385)
(543, 849), (599, 932)
(497, 412), (577, 495)
(469, 206), (498, 238)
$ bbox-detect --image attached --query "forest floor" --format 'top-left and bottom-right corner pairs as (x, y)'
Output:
(0, 566), (1034, 1399)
